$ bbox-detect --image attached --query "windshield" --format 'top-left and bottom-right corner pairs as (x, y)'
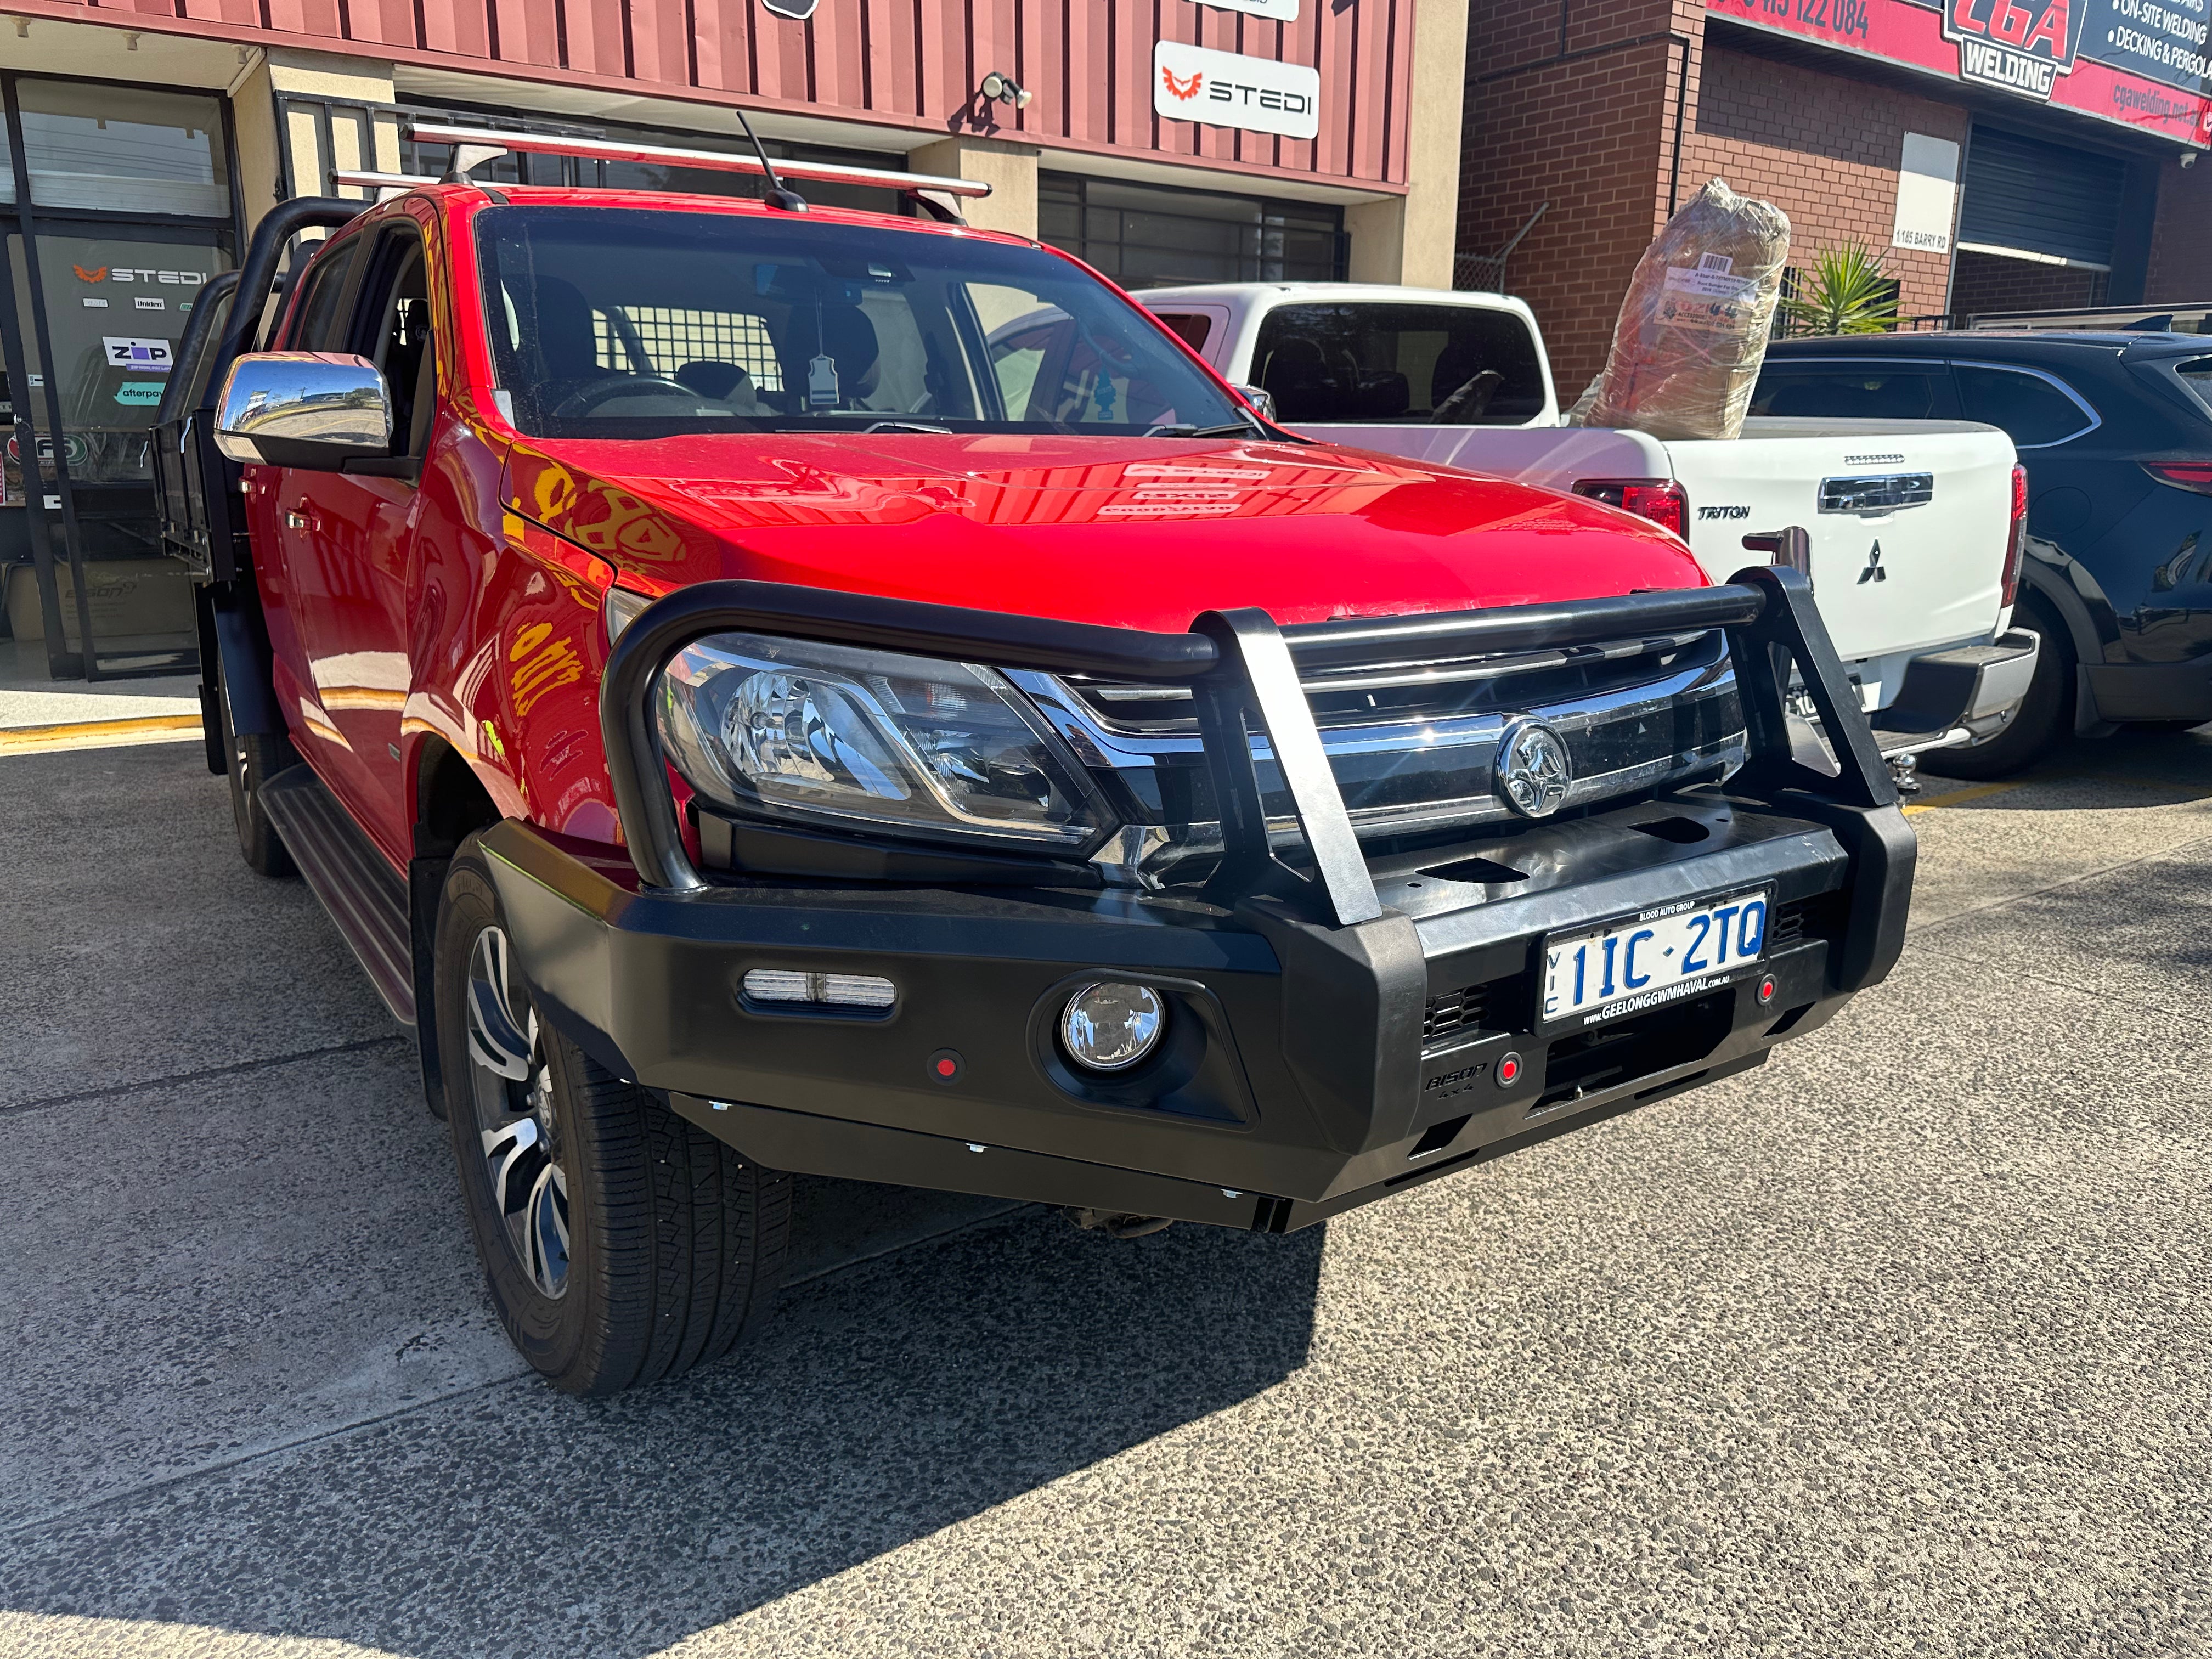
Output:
(475, 206), (1254, 439)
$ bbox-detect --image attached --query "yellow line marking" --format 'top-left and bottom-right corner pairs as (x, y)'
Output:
(1901, 780), (2032, 815)
(2069, 770), (2212, 794)
(0, 713), (204, 754)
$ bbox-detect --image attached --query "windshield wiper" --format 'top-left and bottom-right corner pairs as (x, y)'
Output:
(861, 419), (953, 435)
(1144, 419), (1265, 438)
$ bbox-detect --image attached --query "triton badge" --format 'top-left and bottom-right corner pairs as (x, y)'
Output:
(1494, 716), (1572, 819)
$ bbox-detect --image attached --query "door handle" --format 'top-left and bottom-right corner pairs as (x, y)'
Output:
(285, 510), (309, 531)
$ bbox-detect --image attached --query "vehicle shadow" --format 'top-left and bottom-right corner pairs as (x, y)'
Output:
(0, 1202), (1325, 1658)
(1915, 723), (2212, 809)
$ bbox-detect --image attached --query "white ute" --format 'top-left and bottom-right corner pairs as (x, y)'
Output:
(1141, 282), (2041, 773)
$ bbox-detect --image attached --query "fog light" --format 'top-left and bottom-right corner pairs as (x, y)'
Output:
(743, 969), (896, 1009)
(1060, 981), (1165, 1072)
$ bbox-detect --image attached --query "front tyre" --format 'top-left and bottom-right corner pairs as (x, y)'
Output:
(436, 838), (791, 1395)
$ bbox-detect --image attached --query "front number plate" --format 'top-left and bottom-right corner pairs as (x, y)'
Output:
(1540, 887), (1773, 1027)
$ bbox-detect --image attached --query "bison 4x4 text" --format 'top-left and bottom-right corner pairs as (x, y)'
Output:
(155, 130), (1914, 1396)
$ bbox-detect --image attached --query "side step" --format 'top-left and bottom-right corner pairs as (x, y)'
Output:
(258, 765), (416, 1024)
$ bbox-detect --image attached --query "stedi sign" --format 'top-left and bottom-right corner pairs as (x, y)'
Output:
(1153, 41), (1322, 140)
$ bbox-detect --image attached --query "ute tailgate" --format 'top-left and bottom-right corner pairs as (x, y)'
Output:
(1668, 417), (2013, 691)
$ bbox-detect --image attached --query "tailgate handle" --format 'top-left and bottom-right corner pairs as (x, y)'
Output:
(1819, 472), (1933, 514)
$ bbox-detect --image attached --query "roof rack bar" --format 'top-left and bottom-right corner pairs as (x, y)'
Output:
(405, 122), (992, 200)
(333, 169), (439, 199)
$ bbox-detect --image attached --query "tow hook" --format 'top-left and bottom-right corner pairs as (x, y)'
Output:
(1887, 752), (1922, 795)
(1066, 1208), (1174, 1239)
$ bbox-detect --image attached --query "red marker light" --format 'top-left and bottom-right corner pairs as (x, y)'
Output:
(927, 1048), (964, 1085)
(1757, 974), (1778, 1005)
(1496, 1052), (1523, 1087)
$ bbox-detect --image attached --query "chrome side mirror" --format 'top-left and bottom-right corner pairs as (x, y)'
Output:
(1233, 383), (1278, 424)
(215, 352), (392, 467)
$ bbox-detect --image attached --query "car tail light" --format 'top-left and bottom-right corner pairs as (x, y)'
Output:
(2002, 462), (2027, 609)
(1574, 478), (1689, 540)
(2141, 460), (2212, 497)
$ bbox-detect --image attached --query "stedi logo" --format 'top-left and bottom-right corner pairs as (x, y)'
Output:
(1152, 41), (1321, 139)
(72, 263), (208, 287)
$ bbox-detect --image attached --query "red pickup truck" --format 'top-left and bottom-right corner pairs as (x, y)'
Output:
(156, 134), (1912, 1396)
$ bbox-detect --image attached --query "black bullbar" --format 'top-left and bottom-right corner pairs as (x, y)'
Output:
(477, 556), (1915, 1234)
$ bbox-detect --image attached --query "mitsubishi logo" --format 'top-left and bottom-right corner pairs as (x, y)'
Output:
(1858, 540), (1886, 585)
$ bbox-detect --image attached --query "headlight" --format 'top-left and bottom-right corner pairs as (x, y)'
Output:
(658, 631), (1110, 850)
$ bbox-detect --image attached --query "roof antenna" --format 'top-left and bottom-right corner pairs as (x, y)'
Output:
(733, 106), (807, 213)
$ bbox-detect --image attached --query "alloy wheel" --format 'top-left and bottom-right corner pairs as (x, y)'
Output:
(465, 925), (571, 1299)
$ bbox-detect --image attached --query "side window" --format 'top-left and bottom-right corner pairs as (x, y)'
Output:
(351, 228), (440, 460)
(987, 317), (1059, 420)
(178, 286), (236, 412)
(1152, 312), (1213, 354)
(1750, 364), (1960, 421)
(1955, 365), (2097, 448)
(2174, 356), (2212, 419)
(285, 238), (360, 353)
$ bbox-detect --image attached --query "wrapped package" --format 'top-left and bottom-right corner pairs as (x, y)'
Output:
(1585, 179), (1790, 442)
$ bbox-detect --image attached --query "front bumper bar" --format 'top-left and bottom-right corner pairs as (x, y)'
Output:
(489, 562), (1913, 1232)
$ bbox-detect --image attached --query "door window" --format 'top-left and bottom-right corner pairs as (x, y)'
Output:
(1955, 364), (2098, 448)
(1750, 363), (1960, 421)
(358, 236), (439, 459)
(287, 241), (362, 353)
(1249, 302), (1547, 424)
(2174, 358), (2212, 419)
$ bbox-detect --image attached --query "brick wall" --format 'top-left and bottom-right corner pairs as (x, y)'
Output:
(1948, 251), (2108, 319)
(2146, 157), (2212, 304)
(1458, 0), (1698, 393)
(1679, 42), (1964, 325)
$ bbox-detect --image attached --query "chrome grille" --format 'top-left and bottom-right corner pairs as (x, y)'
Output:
(1066, 629), (1725, 733)
(1008, 621), (1747, 883)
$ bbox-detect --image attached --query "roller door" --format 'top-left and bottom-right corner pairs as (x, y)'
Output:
(1957, 127), (2126, 268)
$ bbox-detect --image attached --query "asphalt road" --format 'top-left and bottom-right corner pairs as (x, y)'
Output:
(2, 726), (2209, 1658)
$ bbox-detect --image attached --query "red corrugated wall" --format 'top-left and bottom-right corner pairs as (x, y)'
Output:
(26, 0), (1412, 189)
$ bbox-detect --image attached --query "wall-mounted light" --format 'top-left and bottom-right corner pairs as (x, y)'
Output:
(979, 72), (1033, 111)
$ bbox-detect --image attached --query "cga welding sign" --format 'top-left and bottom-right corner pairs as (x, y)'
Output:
(1942, 0), (2089, 99)
(1153, 40), (1321, 140)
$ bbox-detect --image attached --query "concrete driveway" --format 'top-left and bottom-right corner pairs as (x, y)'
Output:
(3, 727), (2210, 1657)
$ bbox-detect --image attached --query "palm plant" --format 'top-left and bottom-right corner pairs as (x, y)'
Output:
(1780, 244), (1900, 336)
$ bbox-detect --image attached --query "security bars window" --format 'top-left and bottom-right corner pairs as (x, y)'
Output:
(594, 307), (786, 391)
